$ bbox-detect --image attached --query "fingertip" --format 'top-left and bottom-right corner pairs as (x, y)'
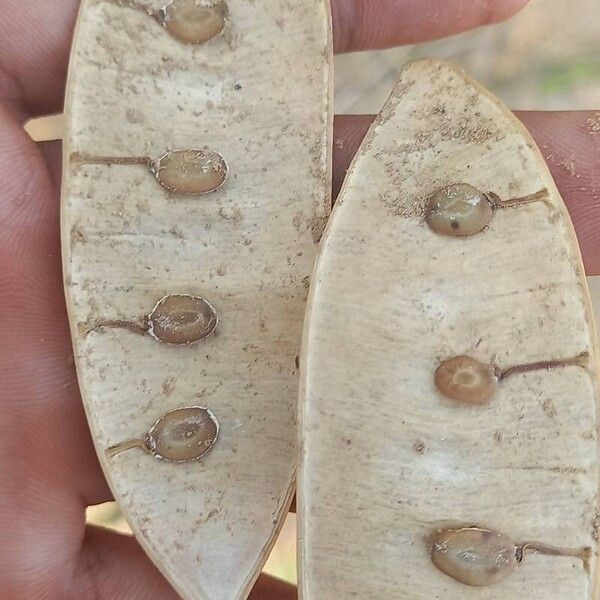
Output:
(332, 0), (533, 53)
(333, 114), (373, 201)
(74, 526), (180, 599)
(518, 110), (600, 276)
(250, 575), (297, 600)
(481, 0), (532, 25)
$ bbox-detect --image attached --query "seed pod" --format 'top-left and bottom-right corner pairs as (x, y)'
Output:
(434, 356), (497, 404)
(64, 0), (331, 596)
(157, 0), (228, 45)
(147, 294), (218, 345)
(151, 150), (228, 195)
(107, 406), (219, 462)
(430, 527), (518, 587)
(426, 184), (493, 237)
(298, 59), (599, 600)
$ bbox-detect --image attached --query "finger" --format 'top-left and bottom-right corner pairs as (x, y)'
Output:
(518, 111), (600, 276)
(73, 526), (185, 598)
(333, 112), (600, 275)
(0, 103), (111, 514)
(333, 115), (373, 201)
(2, 0), (532, 117)
(331, 0), (531, 53)
(250, 574), (297, 600)
(0, 0), (79, 117)
(39, 140), (63, 189)
(72, 526), (296, 599)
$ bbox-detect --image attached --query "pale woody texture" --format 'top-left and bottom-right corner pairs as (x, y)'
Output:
(299, 59), (600, 600)
(62, 1), (332, 598)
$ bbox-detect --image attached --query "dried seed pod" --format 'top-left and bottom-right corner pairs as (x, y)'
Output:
(157, 0), (228, 45)
(147, 294), (218, 345)
(151, 150), (228, 195)
(71, 149), (228, 195)
(425, 183), (549, 237)
(298, 59), (599, 600)
(434, 356), (497, 404)
(435, 352), (589, 405)
(107, 406), (219, 462)
(64, 0), (332, 596)
(430, 527), (518, 587)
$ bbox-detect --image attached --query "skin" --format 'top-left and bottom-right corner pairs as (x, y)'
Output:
(1, 0), (599, 598)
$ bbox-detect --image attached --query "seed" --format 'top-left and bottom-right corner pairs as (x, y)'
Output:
(114, 0), (227, 45)
(430, 525), (592, 587)
(151, 150), (228, 195)
(158, 0), (228, 45)
(426, 184), (493, 237)
(425, 183), (549, 237)
(434, 356), (497, 405)
(107, 406), (219, 462)
(430, 527), (518, 587)
(149, 406), (219, 461)
(70, 149), (228, 195)
(85, 294), (218, 345)
(434, 352), (588, 405)
(147, 295), (218, 345)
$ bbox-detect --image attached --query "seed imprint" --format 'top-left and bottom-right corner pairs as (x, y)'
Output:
(430, 525), (591, 587)
(107, 406), (219, 462)
(147, 295), (218, 345)
(434, 356), (497, 404)
(151, 150), (228, 195)
(71, 149), (228, 195)
(109, 0), (228, 44)
(85, 294), (218, 345)
(158, 0), (228, 45)
(435, 352), (589, 404)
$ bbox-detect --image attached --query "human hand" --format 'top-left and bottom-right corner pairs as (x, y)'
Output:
(2, 0), (598, 598)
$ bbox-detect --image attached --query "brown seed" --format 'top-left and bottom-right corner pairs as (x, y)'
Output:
(84, 294), (218, 343)
(149, 406), (219, 462)
(107, 406), (219, 462)
(158, 0), (227, 45)
(431, 527), (518, 587)
(426, 184), (493, 237)
(152, 150), (228, 195)
(435, 356), (497, 404)
(147, 295), (218, 345)
(426, 184), (550, 237)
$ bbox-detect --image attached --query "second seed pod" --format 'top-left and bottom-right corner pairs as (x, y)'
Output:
(298, 59), (600, 600)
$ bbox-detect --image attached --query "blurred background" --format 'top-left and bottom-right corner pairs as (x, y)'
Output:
(29, 0), (600, 587)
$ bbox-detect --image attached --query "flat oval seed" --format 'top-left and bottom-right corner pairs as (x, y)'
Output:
(431, 527), (518, 587)
(148, 295), (218, 345)
(426, 183), (493, 237)
(154, 150), (228, 195)
(435, 355), (497, 404)
(159, 0), (227, 45)
(149, 407), (219, 462)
